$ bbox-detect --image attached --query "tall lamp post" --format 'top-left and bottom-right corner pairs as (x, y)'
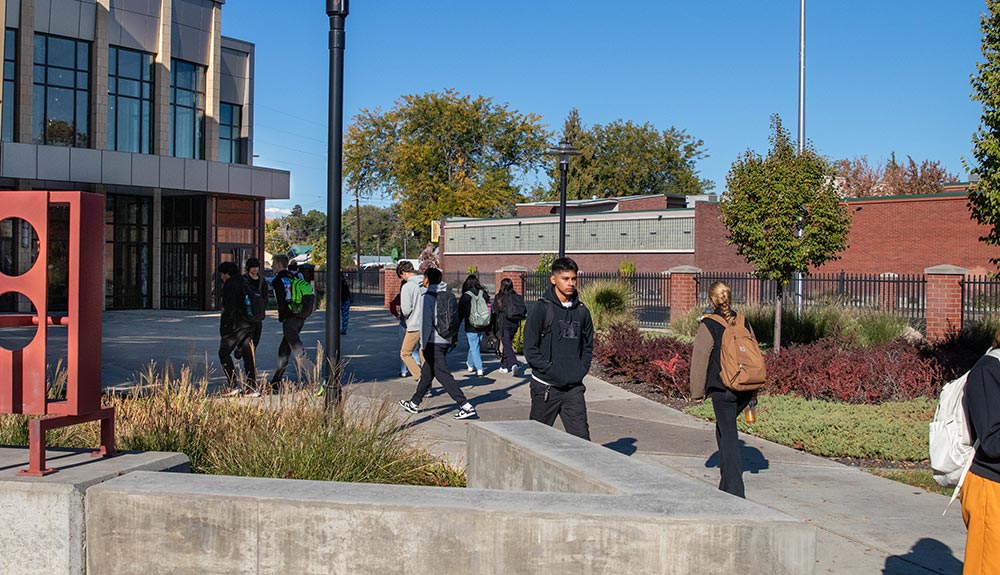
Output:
(545, 140), (580, 258)
(324, 0), (348, 406)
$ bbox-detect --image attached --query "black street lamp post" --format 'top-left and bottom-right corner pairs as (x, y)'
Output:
(546, 140), (580, 258)
(324, 0), (348, 407)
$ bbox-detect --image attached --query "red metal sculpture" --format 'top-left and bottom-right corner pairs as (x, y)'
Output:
(0, 191), (114, 476)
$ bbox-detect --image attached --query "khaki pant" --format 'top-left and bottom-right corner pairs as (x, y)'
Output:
(962, 470), (1000, 574)
(400, 330), (423, 382)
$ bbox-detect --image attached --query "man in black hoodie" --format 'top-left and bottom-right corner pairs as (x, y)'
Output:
(522, 257), (594, 440)
(217, 261), (258, 397)
(269, 254), (312, 386)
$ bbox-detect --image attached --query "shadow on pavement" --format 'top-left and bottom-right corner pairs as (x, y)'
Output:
(882, 538), (962, 575)
(704, 440), (770, 474)
(603, 437), (638, 456)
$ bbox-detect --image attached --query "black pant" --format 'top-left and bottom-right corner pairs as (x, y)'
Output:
(710, 387), (755, 498)
(271, 316), (306, 383)
(529, 379), (590, 440)
(411, 343), (469, 407)
(250, 321), (263, 350)
(219, 327), (255, 389)
(500, 323), (518, 369)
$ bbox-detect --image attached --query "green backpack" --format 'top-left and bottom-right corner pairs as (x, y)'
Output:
(287, 277), (315, 319)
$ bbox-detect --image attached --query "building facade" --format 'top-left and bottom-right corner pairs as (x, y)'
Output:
(0, 0), (288, 312)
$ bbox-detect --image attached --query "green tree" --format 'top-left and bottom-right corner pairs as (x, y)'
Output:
(264, 204), (327, 264)
(343, 89), (550, 232)
(340, 204), (411, 262)
(969, 1), (1000, 269)
(542, 111), (712, 200)
(721, 115), (851, 352)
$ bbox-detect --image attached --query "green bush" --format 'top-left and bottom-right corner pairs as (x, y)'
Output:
(852, 312), (910, 347)
(535, 253), (555, 274)
(579, 280), (636, 332)
(619, 260), (636, 276)
(685, 394), (934, 461)
(669, 306), (704, 338)
(513, 321), (525, 354)
(738, 304), (909, 348)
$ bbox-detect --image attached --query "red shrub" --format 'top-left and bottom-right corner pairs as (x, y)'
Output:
(593, 325), (692, 397)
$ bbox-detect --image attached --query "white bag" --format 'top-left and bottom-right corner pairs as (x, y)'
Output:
(928, 348), (1000, 513)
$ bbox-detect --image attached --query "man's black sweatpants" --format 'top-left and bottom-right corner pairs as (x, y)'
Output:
(411, 343), (468, 407)
(710, 387), (755, 498)
(271, 316), (306, 383)
(219, 326), (255, 388)
(528, 380), (590, 440)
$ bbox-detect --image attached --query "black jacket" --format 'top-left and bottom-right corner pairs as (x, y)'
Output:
(220, 276), (253, 336)
(271, 270), (296, 322)
(522, 286), (593, 388)
(458, 288), (491, 333)
(965, 353), (1000, 483)
(493, 291), (522, 330)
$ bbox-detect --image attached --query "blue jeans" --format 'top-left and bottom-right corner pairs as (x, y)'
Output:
(340, 299), (351, 334)
(466, 330), (484, 371)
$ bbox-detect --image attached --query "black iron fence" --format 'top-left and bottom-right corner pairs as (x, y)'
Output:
(522, 271), (670, 328)
(963, 275), (1000, 327)
(316, 268), (384, 307)
(696, 271), (926, 329)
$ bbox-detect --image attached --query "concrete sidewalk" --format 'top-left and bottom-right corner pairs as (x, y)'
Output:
(66, 308), (969, 574)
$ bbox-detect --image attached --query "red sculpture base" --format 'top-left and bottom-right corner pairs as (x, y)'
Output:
(18, 407), (116, 476)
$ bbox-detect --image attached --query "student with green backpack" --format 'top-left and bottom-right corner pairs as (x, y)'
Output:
(269, 254), (314, 388)
(458, 274), (491, 376)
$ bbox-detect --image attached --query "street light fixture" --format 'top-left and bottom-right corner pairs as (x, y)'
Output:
(323, 0), (348, 407)
(545, 140), (580, 258)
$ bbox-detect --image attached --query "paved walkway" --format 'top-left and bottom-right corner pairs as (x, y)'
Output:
(45, 307), (969, 574)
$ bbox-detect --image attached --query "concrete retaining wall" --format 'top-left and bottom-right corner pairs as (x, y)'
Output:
(0, 447), (190, 575)
(85, 422), (815, 574)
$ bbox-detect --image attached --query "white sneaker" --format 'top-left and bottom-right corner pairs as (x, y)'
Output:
(454, 406), (478, 420)
(476, 369), (484, 376)
(467, 366), (475, 372)
(399, 399), (419, 414)
(401, 371), (409, 378)
(222, 388), (242, 397)
(244, 390), (261, 398)
(498, 367), (509, 373)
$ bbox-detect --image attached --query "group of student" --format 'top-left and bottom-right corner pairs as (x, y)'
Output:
(216, 254), (351, 397)
(391, 257), (595, 437)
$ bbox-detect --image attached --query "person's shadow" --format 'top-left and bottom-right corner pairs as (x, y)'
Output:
(882, 538), (962, 574)
(603, 437), (638, 456)
(704, 440), (770, 473)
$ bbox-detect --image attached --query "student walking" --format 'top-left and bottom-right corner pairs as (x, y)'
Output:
(961, 329), (1000, 574)
(458, 274), (491, 376)
(241, 257), (268, 355)
(269, 254), (312, 385)
(399, 267), (478, 420)
(493, 277), (526, 374)
(396, 261), (425, 383)
(689, 281), (757, 498)
(522, 257), (594, 440)
(390, 289), (422, 378)
(217, 261), (258, 397)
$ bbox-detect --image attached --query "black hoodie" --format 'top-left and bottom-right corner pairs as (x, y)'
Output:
(964, 353), (1000, 483)
(523, 285), (594, 388)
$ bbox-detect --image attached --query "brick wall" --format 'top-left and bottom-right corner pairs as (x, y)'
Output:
(694, 194), (1000, 276)
(617, 196), (668, 212)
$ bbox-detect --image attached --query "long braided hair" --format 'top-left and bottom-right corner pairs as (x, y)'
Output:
(709, 281), (735, 325)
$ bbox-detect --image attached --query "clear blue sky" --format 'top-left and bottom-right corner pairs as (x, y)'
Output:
(222, 1), (985, 217)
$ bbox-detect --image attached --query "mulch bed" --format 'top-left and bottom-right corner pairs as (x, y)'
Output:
(597, 370), (930, 472)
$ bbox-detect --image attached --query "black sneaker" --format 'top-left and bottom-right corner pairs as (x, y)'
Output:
(454, 406), (477, 420)
(399, 399), (419, 414)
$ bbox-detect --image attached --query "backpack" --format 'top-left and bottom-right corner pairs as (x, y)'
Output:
(465, 290), (491, 329)
(242, 279), (267, 322)
(703, 313), (766, 392)
(504, 292), (527, 322)
(929, 349), (1000, 511)
(434, 289), (460, 342)
(480, 333), (501, 356)
(286, 276), (315, 319)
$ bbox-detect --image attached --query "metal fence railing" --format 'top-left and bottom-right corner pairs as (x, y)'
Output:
(963, 275), (1000, 327)
(696, 271), (926, 329)
(522, 271), (670, 328)
(316, 268), (384, 307)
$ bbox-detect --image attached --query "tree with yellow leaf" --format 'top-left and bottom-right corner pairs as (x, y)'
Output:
(343, 90), (550, 231)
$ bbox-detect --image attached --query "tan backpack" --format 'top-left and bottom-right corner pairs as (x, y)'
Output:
(704, 313), (767, 392)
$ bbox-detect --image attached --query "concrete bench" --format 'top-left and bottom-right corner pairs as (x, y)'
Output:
(86, 421), (814, 574)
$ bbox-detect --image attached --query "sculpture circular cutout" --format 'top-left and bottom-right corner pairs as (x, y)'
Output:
(0, 218), (41, 277)
(0, 292), (39, 351)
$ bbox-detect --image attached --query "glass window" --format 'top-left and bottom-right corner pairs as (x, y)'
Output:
(33, 33), (90, 147)
(219, 102), (243, 164)
(170, 59), (205, 159)
(107, 46), (153, 154)
(3, 29), (16, 142)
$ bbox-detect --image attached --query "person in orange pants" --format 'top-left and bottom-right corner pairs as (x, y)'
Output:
(961, 330), (1000, 575)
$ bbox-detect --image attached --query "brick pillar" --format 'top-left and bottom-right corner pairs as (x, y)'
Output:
(879, 273), (898, 312)
(383, 264), (401, 310)
(667, 266), (701, 318)
(495, 265), (527, 295)
(925, 265), (967, 341)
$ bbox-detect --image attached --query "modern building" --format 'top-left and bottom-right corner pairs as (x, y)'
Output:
(0, 0), (288, 312)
